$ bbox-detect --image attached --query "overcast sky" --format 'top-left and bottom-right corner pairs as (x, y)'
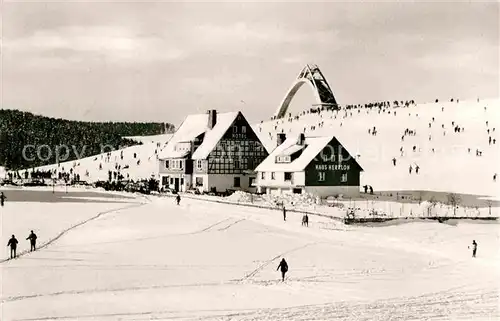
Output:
(1, 1), (498, 125)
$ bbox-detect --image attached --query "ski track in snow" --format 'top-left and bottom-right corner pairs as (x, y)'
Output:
(241, 242), (320, 281)
(11, 287), (498, 321)
(0, 200), (148, 264)
(49, 216), (242, 248)
(3, 196), (498, 320)
(3, 281), (235, 303)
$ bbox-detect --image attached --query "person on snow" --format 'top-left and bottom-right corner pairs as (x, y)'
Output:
(0, 192), (6, 207)
(415, 165), (420, 174)
(369, 185), (374, 195)
(26, 230), (37, 252)
(283, 206), (287, 221)
(302, 214), (309, 227)
(494, 173), (497, 182)
(392, 157), (396, 166)
(277, 258), (288, 281)
(7, 235), (18, 259)
(469, 240), (478, 258)
(176, 194), (181, 205)
(409, 165), (413, 174)
(363, 185), (368, 193)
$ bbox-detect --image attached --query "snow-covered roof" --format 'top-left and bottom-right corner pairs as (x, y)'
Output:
(191, 112), (239, 160)
(168, 150), (190, 159)
(160, 111), (241, 160)
(255, 135), (335, 172)
(158, 114), (208, 159)
(278, 144), (304, 157)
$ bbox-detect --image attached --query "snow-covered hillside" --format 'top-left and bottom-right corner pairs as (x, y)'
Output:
(24, 140), (169, 182)
(2, 195), (498, 320)
(15, 99), (500, 201)
(257, 99), (500, 198)
(123, 133), (173, 145)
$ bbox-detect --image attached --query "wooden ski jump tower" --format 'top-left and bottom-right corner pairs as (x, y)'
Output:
(274, 64), (338, 119)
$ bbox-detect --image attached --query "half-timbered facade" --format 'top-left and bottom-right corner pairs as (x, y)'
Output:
(255, 134), (363, 198)
(158, 110), (269, 193)
(191, 112), (268, 193)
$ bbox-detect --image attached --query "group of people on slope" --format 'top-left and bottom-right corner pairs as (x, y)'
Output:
(7, 231), (38, 259)
(282, 206), (309, 227)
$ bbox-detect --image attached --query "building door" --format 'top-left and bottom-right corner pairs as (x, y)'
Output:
(174, 178), (179, 192)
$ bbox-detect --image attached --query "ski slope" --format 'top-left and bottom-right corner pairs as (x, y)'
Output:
(24, 140), (169, 183)
(1, 194), (498, 320)
(16, 98), (500, 201)
(257, 98), (500, 198)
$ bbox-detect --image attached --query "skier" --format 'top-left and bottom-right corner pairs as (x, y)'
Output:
(276, 258), (288, 281)
(415, 165), (420, 174)
(470, 240), (478, 258)
(7, 235), (18, 259)
(0, 192), (6, 207)
(409, 165), (413, 174)
(176, 194), (181, 205)
(494, 173), (497, 182)
(26, 230), (37, 252)
(283, 206), (286, 221)
(302, 214), (309, 227)
(392, 157), (396, 166)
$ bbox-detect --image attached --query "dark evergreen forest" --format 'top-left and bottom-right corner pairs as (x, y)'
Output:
(0, 110), (174, 170)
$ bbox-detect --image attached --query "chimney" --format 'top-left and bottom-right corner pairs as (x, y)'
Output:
(207, 110), (217, 130)
(297, 133), (305, 145)
(277, 133), (286, 147)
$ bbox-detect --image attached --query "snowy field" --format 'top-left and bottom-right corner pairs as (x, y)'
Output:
(1, 194), (499, 320)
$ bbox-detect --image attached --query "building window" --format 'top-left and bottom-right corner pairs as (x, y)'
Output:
(276, 155), (291, 163)
(261, 172), (265, 179)
(271, 172), (276, 180)
(241, 126), (247, 134)
(284, 172), (292, 181)
(318, 172), (326, 181)
(165, 160), (169, 169)
(197, 160), (203, 170)
(233, 126), (238, 134)
(234, 177), (241, 187)
(162, 176), (169, 186)
(234, 160), (240, 169)
(249, 177), (255, 187)
(196, 177), (203, 186)
(341, 173), (348, 183)
(180, 160), (184, 169)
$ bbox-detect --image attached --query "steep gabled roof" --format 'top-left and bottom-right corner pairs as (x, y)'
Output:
(191, 112), (240, 160)
(278, 144), (304, 157)
(158, 113), (208, 159)
(255, 134), (363, 172)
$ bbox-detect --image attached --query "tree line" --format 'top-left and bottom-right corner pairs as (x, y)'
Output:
(0, 109), (174, 170)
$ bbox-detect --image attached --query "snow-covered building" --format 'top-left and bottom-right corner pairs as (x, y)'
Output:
(158, 110), (269, 193)
(255, 133), (363, 198)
